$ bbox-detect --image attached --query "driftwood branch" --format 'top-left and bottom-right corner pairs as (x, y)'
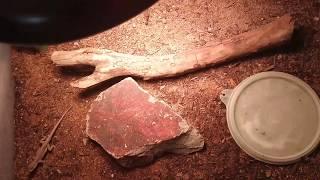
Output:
(52, 15), (294, 88)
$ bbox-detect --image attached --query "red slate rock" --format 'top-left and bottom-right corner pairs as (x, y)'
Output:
(86, 77), (204, 168)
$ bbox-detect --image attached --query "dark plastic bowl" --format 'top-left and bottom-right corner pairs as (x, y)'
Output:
(0, 0), (157, 44)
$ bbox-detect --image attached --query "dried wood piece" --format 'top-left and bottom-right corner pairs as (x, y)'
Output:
(52, 15), (294, 88)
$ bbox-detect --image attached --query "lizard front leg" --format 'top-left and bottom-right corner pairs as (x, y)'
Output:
(40, 137), (46, 144)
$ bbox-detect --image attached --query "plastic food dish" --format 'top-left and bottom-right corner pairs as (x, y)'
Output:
(220, 71), (320, 164)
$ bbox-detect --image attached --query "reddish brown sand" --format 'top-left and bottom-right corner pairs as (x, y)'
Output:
(13, 0), (320, 179)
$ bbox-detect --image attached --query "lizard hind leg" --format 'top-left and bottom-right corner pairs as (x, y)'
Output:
(47, 144), (55, 152)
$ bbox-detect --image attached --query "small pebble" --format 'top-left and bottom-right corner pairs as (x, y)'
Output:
(160, 85), (166, 90)
(221, 138), (226, 143)
(313, 17), (319, 22)
(32, 91), (39, 96)
(277, 54), (282, 60)
(83, 138), (88, 146)
(265, 170), (272, 178)
(56, 169), (62, 174)
(111, 174), (114, 178)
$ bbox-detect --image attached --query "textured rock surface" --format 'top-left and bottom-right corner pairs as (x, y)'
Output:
(86, 77), (204, 168)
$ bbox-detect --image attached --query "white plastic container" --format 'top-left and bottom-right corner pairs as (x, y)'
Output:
(220, 72), (320, 164)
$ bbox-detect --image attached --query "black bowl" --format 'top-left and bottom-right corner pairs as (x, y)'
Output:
(0, 0), (157, 44)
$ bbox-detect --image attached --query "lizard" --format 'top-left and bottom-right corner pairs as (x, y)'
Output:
(28, 106), (72, 174)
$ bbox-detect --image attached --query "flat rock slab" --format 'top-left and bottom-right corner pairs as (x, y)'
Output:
(86, 77), (204, 168)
